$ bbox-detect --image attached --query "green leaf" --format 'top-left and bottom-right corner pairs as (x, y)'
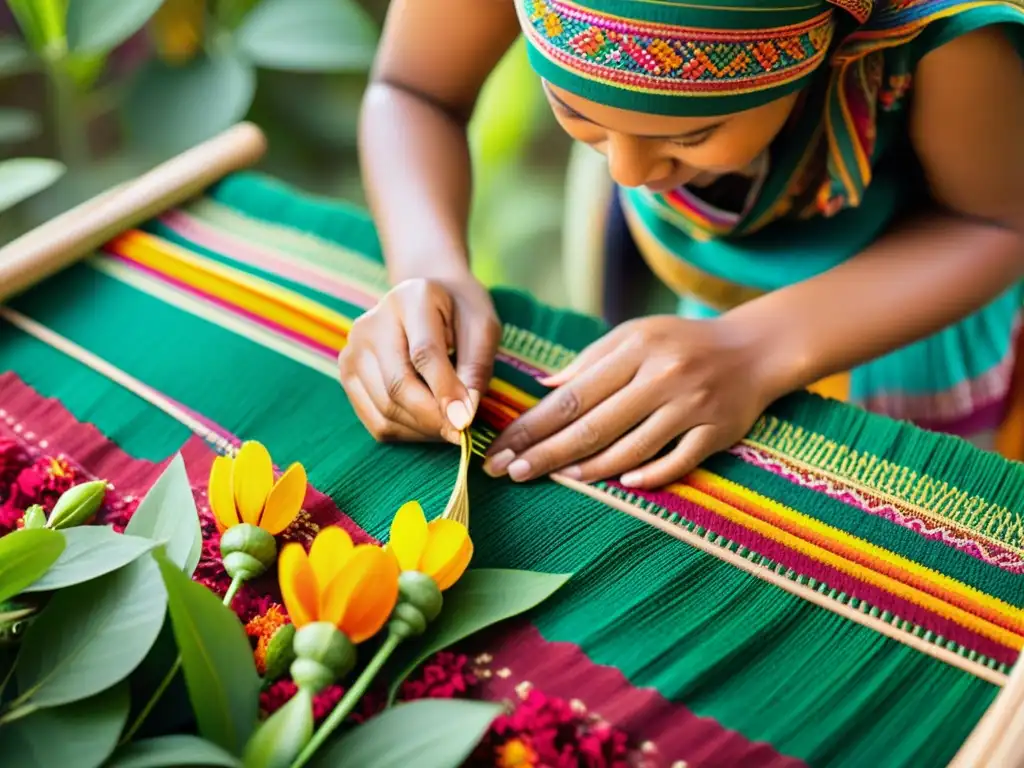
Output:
(387, 569), (571, 703)
(15, 555), (167, 708)
(0, 158), (67, 214)
(236, 0), (378, 73)
(241, 687), (313, 768)
(66, 0), (164, 54)
(124, 51), (256, 157)
(3, 682), (129, 768)
(104, 735), (243, 767)
(0, 528), (65, 603)
(156, 554), (260, 755)
(22, 527), (158, 593)
(125, 454), (203, 576)
(309, 699), (502, 768)
(0, 37), (32, 75)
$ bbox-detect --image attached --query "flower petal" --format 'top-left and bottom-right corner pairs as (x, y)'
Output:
(421, 519), (473, 591)
(318, 544), (378, 630)
(388, 501), (428, 572)
(208, 455), (239, 531)
(340, 546), (400, 643)
(232, 441), (274, 525)
(278, 542), (318, 627)
(261, 462), (307, 535)
(308, 525), (354, 591)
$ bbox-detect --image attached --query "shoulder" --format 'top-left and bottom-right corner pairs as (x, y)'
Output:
(909, 24), (1024, 225)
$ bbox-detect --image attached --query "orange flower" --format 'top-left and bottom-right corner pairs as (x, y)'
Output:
(388, 501), (473, 591)
(208, 441), (306, 535)
(279, 527), (399, 643)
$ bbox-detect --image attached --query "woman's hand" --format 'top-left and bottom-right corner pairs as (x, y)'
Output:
(483, 315), (781, 489)
(339, 275), (501, 444)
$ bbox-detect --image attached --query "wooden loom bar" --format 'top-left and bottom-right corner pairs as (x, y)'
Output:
(0, 122), (267, 303)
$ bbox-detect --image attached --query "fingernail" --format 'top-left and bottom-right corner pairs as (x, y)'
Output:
(559, 465), (582, 480)
(483, 449), (515, 477)
(508, 459), (532, 482)
(446, 400), (471, 430)
(620, 472), (641, 487)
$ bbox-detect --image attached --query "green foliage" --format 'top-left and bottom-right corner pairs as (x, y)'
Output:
(0, 108), (40, 143)
(241, 688), (314, 768)
(4, 683), (130, 768)
(387, 568), (571, 702)
(22, 527), (158, 593)
(12, 555), (167, 709)
(308, 699), (504, 768)
(105, 735), (244, 767)
(0, 528), (65, 603)
(236, 0), (378, 73)
(0, 158), (67, 215)
(125, 454), (203, 576)
(156, 554), (261, 755)
(66, 0), (164, 54)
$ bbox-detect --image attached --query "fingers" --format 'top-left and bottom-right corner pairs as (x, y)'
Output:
(619, 424), (723, 489)
(344, 376), (434, 443)
(489, 379), (659, 482)
(557, 406), (686, 483)
(403, 301), (474, 431)
(538, 331), (621, 388)
(486, 342), (638, 462)
(354, 351), (456, 443)
(453, 307), (500, 411)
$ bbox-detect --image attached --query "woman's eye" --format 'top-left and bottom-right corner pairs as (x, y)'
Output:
(670, 134), (712, 149)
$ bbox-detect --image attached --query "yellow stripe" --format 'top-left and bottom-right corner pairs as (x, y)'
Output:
(112, 231), (352, 349)
(669, 473), (1024, 647)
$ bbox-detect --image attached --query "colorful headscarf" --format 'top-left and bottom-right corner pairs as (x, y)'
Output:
(516, 0), (871, 116)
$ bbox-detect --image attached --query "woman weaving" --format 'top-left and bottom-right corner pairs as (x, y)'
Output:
(342, 0), (1024, 489)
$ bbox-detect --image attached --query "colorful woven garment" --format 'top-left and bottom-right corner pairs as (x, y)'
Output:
(2, 173), (1023, 767)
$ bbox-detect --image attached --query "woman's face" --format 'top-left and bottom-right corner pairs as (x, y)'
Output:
(543, 82), (800, 192)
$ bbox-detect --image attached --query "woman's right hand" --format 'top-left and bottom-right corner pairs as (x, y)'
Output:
(338, 275), (502, 444)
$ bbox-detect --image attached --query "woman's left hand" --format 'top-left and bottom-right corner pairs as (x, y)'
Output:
(483, 315), (782, 489)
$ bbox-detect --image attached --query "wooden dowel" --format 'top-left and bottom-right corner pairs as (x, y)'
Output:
(950, 651), (1024, 767)
(0, 121), (267, 303)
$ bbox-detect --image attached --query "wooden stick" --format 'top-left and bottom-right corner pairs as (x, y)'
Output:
(950, 650), (1024, 767)
(0, 121), (267, 303)
(551, 473), (1010, 687)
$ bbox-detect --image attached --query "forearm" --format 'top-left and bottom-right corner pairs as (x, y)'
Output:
(724, 211), (1024, 397)
(358, 82), (476, 284)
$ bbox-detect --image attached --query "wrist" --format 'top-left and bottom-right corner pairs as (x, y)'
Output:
(715, 310), (815, 405)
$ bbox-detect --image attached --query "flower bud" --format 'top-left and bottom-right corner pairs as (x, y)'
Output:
(22, 505), (46, 529)
(290, 622), (356, 692)
(220, 522), (277, 580)
(388, 571), (443, 640)
(262, 623), (296, 683)
(46, 480), (106, 530)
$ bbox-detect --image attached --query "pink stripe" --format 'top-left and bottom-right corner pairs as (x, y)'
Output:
(101, 251), (341, 360)
(468, 621), (806, 768)
(159, 210), (380, 310)
(606, 480), (1020, 666)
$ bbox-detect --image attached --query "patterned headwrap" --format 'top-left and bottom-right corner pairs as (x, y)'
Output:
(516, 0), (873, 116)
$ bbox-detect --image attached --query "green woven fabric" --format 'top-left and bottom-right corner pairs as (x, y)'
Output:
(0, 172), (1005, 766)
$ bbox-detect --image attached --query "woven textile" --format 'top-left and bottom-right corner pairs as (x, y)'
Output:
(2, 173), (1023, 766)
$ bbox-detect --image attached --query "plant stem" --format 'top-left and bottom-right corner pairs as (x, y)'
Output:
(46, 56), (88, 168)
(289, 632), (403, 768)
(0, 702), (37, 726)
(119, 657), (182, 745)
(223, 574), (245, 607)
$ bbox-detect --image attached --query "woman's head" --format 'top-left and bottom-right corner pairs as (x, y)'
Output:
(518, 0), (866, 190)
(543, 80), (800, 190)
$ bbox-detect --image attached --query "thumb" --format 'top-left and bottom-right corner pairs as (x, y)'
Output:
(453, 311), (501, 422)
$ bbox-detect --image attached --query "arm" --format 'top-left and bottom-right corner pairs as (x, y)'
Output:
(359, 0), (520, 283)
(723, 25), (1024, 399)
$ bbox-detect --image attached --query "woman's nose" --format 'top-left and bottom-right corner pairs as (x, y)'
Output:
(605, 133), (665, 188)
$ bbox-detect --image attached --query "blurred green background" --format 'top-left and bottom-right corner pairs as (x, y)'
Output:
(0, 0), (580, 306)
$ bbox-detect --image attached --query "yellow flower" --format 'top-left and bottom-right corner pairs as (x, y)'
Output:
(208, 441), (306, 535)
(150, 0), (205, 65)
(279, 527), (399, 643)
(388, 501), (473, 591)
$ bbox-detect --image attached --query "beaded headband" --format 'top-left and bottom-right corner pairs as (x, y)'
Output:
(517, 0), (872, 116)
